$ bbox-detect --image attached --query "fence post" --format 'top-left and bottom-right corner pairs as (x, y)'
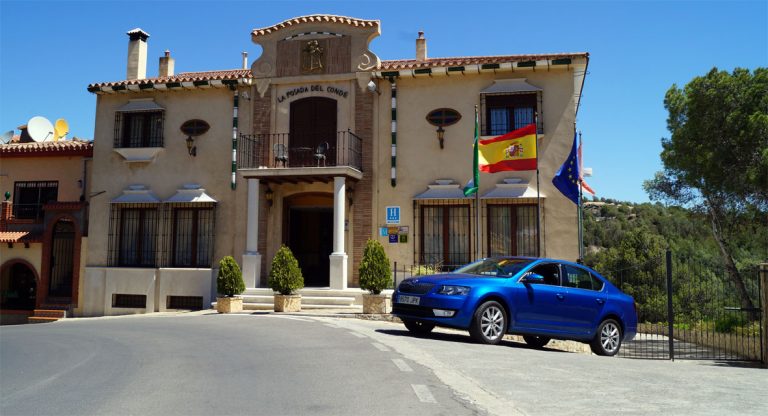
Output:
(393, 261), (397, 289)
(666, 250), (674, 361)
(760, 263), (767, 368)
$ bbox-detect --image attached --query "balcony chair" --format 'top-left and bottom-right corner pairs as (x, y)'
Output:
(314, 142), (329, 167)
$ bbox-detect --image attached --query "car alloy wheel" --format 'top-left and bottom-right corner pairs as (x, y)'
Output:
(591, 319), (622, 356)
(469, 301), (507, 345)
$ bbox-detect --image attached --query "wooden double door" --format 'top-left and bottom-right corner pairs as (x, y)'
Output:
(289, 97), (337, 166)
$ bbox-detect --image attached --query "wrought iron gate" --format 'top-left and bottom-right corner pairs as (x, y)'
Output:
(609, 250), (763, 362)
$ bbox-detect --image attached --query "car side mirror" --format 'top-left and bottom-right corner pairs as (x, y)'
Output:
(523, 273), (544, 283)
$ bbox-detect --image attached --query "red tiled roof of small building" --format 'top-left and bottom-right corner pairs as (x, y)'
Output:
(379, 53), (589, 70)
(87, 53), (588, 89)
(251, 15), (379, 38)
(88, 69), (251, 89)
(0, 139), (93, 157)
(0, 231), (38, 243)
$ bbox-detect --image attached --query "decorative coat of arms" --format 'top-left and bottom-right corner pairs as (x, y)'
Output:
(301, 40), (325, 73)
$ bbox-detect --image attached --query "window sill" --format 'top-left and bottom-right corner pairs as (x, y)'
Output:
(113, 147), (164, 163)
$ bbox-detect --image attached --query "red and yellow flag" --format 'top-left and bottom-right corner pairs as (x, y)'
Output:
(478, 124), (537, 173)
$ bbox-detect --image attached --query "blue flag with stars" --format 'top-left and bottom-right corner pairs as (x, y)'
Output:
(552, 132), (580, 205)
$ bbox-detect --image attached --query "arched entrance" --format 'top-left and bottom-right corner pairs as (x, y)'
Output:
(0, 261), (37, 310)
(284, 193), (334, 287)
(48, 219), (75, 297)
(290, 97), (337, 166)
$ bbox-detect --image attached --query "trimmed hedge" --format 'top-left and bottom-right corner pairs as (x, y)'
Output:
(268, 245), (304, 295)
(359, 239), (392, 295)
(217, 256), (245, 297)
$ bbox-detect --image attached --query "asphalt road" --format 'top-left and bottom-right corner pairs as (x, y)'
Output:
(2, 313), (767, 416)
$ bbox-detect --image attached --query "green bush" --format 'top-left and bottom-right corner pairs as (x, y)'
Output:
(217, 256), (245, 297)
(359, 239), (392, 294)
(268, 245), (304, 295)
(410, 263), (442, 276)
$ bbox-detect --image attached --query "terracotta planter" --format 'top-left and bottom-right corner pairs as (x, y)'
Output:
(216, 296), (243, 313)
(274, 294), (301, 312)
(362, 293), (391, 314)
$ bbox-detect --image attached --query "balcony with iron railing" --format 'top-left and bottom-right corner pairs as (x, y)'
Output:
(238, 130), (362, 171)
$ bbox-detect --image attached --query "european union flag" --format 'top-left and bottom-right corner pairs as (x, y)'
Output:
(552, 132), (580, 205)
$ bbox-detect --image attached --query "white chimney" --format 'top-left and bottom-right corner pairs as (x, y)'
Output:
(416, 31), (427, 62)
(242, 52), (248, 70)
(126, 28), (150, 80)
(159, 50), (174, 77)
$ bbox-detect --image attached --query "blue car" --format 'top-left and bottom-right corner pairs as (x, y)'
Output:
(392, 257), (637, 356)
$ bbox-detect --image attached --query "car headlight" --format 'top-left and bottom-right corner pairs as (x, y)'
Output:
(437, 285), (470, 295)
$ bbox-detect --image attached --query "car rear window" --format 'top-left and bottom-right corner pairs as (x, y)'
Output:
(563, 265), (604, 291)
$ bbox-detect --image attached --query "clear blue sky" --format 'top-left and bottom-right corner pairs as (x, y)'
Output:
(1, 0), (766, 202)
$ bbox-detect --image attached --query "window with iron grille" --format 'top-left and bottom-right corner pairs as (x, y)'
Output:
(487, 204), (539, 257)
(481, 93), (540, 136)
(12, 181), (58, 221)
(167, 296), (204, 310)
(112, 294), (147, 308)
(419, 203), (471, 269)
(108, 204), (160, 267)
(114, 110), (164, 148)
(170, 205), (215, 268)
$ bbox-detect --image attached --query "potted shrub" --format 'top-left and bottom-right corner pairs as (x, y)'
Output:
(268, 245), (304, 312)
(216, 256), (246, 313)
(359, 239), (392, 314)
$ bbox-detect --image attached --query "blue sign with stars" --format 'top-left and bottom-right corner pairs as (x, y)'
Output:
(385, 206), (400, 224)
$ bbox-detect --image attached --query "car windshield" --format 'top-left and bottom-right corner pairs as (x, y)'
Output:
(453, 258), (534, 277)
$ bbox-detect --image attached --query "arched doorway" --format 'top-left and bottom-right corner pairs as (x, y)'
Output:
(0, 262), (37, 310)
(48, 219), (75, 297)
(290, 97), (337, 166)
(284, 193), (334, 287)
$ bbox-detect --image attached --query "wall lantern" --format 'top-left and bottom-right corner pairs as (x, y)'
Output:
(180, 119), (210, 157)
(265, 187), (274, 207)
(426, 108), (461, 149)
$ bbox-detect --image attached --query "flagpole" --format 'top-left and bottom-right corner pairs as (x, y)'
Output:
(474, 105), (481, 261)
(535, 113), (541, 257)
(577, 129), (584, 263)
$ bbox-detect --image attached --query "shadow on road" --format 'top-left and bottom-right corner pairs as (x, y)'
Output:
(375, 328), (568, 353)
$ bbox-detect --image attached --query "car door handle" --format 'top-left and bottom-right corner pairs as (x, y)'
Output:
(596, 298), (605, 304)
(556, 293), (565, 300)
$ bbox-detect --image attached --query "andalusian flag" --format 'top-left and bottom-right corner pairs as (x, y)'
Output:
(478, 124), (537, 173)
(463, 107), (480, 197)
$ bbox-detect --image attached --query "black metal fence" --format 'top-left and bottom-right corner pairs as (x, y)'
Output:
(237, 131), (362, 170)
(607, 250), (763, 362)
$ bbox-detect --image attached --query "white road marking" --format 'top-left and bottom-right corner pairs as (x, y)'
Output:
(392, 358), (413, 372)
(349, 331), (367, 338)
(265, 315), (312, 322)
(324, 323), (340, 328)
(372, 342), (390, 352)
(411, 384), (437, 403)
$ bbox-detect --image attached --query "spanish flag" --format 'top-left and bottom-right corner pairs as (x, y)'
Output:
(478, 124), (537, 173)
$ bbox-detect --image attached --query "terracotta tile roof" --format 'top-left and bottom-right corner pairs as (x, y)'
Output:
(252, 15), (379, 37)
(87, 52), (586, 91)
(0, 139), (93, 157)
(380, 53), (588, 70)
(0, 231), (33, 243)
(88, 69), (251, 89)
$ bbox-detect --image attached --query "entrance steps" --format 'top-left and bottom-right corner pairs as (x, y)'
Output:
(239, 288), (362, 310)
(28, 304), (71, 324)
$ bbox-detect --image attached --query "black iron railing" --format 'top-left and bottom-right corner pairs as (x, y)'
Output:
(237, 130), (362, 171)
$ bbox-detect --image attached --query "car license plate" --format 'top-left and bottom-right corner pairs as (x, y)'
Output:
(397, 295), (420, 305)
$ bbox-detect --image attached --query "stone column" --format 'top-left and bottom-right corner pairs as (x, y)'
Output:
(242, 179), (261, 288)
(329, 176), (347, 290)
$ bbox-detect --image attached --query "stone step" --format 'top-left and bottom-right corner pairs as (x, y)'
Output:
(212, 301), (362, 311)
(241, 295), (356, 306)
(28, 316), (60, 324)
(32, 309), (67, 319)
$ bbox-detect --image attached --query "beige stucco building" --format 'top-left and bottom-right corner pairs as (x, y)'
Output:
(82, 15), (588, 315)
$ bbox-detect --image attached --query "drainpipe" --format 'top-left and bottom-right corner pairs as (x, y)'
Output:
(231, 89), (238, 190)
(390, 77), (397, 187)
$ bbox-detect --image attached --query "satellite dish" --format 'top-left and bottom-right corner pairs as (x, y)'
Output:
(0, 130), (13, 144)
(27, 116), (54, 142)
(54, 119), (69, 141)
